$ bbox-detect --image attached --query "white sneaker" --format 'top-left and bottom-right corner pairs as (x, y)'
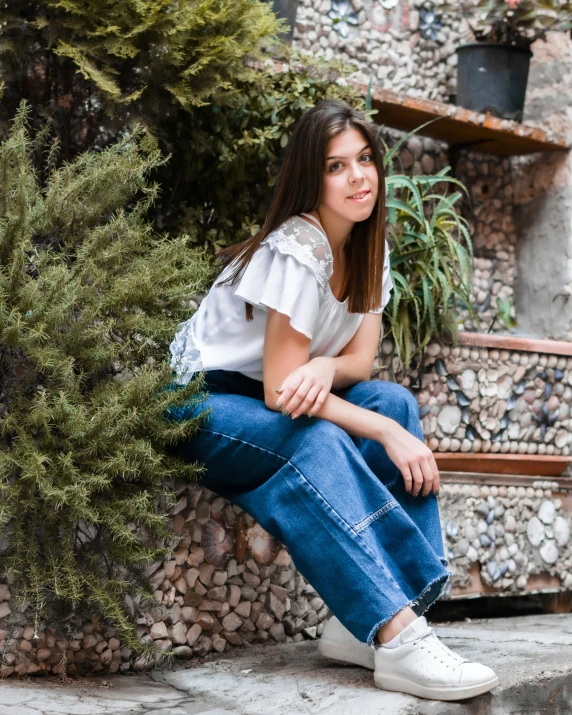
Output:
(374, 616), (499, 701)
(318, 615), (375, 670)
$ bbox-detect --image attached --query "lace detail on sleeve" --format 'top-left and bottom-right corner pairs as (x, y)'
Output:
(263, 216), (333, 289)
(169, 318), (204, 385)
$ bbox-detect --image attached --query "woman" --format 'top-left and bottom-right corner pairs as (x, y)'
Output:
(168, 100), (499, 701)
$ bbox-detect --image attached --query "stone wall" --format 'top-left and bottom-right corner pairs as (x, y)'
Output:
(0, 490), (329, 678)
(389, 341), (572, 457)
(294, 0), (463, 103)
(383, 129), (517, 335)
(441, 480), (572, 593)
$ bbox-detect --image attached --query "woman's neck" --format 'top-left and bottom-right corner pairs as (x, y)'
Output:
(307, 210), (353, 260)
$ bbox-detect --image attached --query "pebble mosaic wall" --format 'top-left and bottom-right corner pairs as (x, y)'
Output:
(441, 481), (572, 593)
(0, 490), (328, 677)
(294, 0), (464, 102)
(375, 342), (572, 456)
(384, 134), (517, 336)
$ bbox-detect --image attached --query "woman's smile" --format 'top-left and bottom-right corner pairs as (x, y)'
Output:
(348, 189), (371, 203)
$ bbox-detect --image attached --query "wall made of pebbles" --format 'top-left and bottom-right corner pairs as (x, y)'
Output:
(4, 476), (572, 676)
(0, 486), (330, 678)
(384, 129), (517, 335)
(294, 0), (463, 103)
(376, 339), (572, 455)
(440, 481), (572, 594)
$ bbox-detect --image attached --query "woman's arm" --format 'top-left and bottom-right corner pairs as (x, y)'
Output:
(329, 312), (382, 389)
(263, 309), (439, 496)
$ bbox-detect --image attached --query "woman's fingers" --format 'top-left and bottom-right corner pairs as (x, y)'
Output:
(276, 376), (304, 412)
(420, 456), (436, 497)
(282, 378), (315, 416)
(409, 461), (425, 498)
(405, 452), (438, 497)
(290, 384), (321, 419)
(430, 453), (441, 494)
(401, 464), (413, 495)
(308, 388), (328, 418)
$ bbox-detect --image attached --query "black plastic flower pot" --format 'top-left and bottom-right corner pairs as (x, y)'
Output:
(455, 43), (533, 122)
(265, 0), (299, 44)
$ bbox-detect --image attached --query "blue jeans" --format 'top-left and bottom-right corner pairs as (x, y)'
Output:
(167, 370), (451, 646)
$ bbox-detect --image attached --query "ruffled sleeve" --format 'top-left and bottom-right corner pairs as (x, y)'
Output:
(233, 242), (320, 340)
(369, 247), (393, 315)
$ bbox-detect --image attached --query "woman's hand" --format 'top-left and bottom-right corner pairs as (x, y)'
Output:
(275, 357), (335, 419)
(378, 418), (440, 497)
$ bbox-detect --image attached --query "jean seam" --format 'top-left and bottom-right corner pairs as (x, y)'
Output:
(284, 462), (407, 598)
(353, 500), (399, 533)
(199, 427), (290, 465)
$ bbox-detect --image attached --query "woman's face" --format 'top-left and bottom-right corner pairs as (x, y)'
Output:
(320, 127), (379, 227)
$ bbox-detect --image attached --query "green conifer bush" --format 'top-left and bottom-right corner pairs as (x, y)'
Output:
(0, 104), (212, 649)
(0, 0), (283, 157)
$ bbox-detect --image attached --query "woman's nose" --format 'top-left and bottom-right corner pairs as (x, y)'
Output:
(350, 161), (366, 182)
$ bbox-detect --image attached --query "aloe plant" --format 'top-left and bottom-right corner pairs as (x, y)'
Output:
(378, 125), (475, 375)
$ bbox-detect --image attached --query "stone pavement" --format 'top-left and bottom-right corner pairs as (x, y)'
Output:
(2, 614), (572, 715)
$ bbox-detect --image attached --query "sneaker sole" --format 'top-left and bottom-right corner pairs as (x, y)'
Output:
(318, 638), (375, 670)
(374, 672), (500, 701)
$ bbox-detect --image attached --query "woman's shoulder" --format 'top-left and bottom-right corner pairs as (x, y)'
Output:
(262, 214), (333, 288)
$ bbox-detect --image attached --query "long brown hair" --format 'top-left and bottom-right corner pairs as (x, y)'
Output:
(216, 99), (386, 318)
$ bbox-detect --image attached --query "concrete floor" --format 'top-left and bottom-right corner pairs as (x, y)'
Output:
(2, 614), (572, 715)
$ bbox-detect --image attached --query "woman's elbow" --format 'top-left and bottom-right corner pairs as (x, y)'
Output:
(264, 390), (280, 411)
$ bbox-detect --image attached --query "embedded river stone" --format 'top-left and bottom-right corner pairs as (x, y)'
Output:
(538, 500), (556, 525)
(554, 516), (570, 546)
(540, 541), (559, 565)
(437, 405), (462, 435)
(527, 516), (545, 547)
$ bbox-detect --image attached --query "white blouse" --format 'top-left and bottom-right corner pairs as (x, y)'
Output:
(169, 213), (393, 384)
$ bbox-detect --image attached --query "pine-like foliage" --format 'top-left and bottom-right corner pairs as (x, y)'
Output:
(0, 0), (282, 156)
(0, 104), (212, 649)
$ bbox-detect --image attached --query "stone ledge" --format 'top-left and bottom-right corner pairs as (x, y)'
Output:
(367, 87), (570, 156)
(457, 331), (572, 356)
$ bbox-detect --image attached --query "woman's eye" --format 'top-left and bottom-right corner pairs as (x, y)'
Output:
(329, 162), (341, 172)
(361, 154), (372, 162)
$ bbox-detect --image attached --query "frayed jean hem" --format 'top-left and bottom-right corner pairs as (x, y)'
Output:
(365, 569), (452, 647)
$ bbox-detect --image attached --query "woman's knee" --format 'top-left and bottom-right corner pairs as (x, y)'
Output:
(345, 380), (419, 425)
(306, 415), (351, 445)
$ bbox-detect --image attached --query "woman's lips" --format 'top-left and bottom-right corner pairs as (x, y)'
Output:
(348, 190), (370, 203)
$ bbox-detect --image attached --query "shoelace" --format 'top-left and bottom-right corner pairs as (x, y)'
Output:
(414, 628), (468, 669)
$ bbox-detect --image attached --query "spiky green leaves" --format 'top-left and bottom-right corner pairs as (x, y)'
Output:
(382, 142), (474, 373)
(0, 104), (212, 650)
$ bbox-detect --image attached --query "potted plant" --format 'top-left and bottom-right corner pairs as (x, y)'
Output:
(371, 121), (475, 379)
(448, 1), (572, 121)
